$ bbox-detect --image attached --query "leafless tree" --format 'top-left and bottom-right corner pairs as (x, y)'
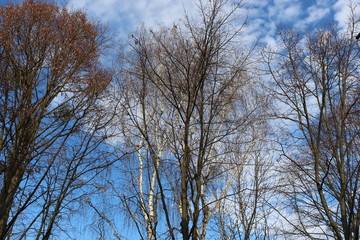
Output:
(210, 131), (278, 240)
(113, 0), (269, 239)
(264, 8), (360, 240)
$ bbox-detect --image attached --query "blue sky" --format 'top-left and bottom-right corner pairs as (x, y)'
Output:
(64, 0), (360, 48)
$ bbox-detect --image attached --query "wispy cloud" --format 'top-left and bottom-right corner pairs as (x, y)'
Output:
(66, 0), (196, 36)
(66, 0), (359, 47)
(304, 5), (330, 25)
(269, 1), (302, 22)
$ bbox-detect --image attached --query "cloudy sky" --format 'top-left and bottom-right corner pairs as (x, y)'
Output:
(65, 0), (360, 48)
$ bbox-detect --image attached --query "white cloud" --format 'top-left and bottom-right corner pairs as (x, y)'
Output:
(282, 4), (302, 20)
(294, 4), (330, 28)
(64, 0), (356, 52)
(66, 0), (196, 35)
(268, 0), (302, 22)
(306, 5), (330, 23)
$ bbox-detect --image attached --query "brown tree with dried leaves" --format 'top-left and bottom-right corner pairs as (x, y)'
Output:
(0, 0), (112, 239)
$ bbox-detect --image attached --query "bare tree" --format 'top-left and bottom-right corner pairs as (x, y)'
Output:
(116, 71), (170, 240)
(113, 0), (269, 239)
(211, 131), (277, 240)
(265, 9), (360, 240)
(0, 0), (113, 238)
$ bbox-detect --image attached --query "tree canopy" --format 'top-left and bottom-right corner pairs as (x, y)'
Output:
(0, 0), (359, 239)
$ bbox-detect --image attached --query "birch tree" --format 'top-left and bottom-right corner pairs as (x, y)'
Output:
(116, 0), (268, 239)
